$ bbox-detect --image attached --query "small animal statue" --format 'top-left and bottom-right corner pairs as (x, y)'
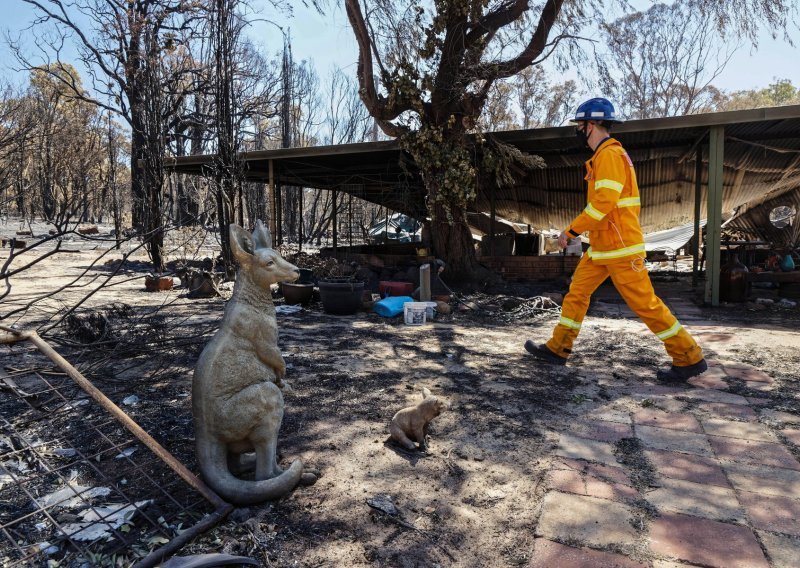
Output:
(193, 220), (309, 505)
(389, 388), (447, 452)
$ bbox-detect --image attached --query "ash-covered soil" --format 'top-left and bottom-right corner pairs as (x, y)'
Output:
(2, 240), (799, 567)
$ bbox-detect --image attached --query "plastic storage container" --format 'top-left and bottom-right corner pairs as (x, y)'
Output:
(403, 302), (428, 325)
(378, 281), (414, 297)
(373, 295), (414, 317)
(318, 279), (364, 315)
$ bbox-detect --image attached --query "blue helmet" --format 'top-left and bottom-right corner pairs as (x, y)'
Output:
(570, 97), (623, 123)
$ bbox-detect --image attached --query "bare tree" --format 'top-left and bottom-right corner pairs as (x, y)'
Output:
(14, 0), (205, 271)
(516, 66), (577, 128)
(595, 2), (736, 119)
(325, 67), (372, 145)
(0, 84), (34, 220)
(479, 80), (518, 132)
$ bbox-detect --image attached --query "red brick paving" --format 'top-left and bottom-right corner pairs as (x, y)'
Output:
(540, 357), (800, 568)
(696, 402), (757, 420)
(724, 367), (774, 383)
(645, 449), (730, 487)
(529, 538), (648, 568)
(757, 530), (800, 568)
(708, 436), (800, 470)
(635, 424), (714, 456)
(557, 458), (633, 487)
(681, 388), (749, 405)
(745, 380), (775, 392)
(627, 384), (686, 398)
(548, 468), (639, 502)
(701, 418), (776, 442)
(649, 512), (768, 568)
(570, 420), (634, 443)
(738, 491), (800, 536)
(633, 409), (702, 432)
(687, 374), (728, 390)
(723, 461), (800, 498)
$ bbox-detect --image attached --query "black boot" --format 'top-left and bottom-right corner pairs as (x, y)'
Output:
(524, 340), (567, 366)
(656, 358), (708, 382)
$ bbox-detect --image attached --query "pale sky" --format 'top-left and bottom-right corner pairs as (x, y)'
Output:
(2, 1), (797, 100)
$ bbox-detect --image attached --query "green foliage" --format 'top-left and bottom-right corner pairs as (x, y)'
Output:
(482, 136), (545, 189)
(401, 125), (476, 223)
(401, 125), (544, 224)
(718, 78), (800, 111)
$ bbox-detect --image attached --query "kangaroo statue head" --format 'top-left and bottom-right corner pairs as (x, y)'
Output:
(229, 220), (300, 288)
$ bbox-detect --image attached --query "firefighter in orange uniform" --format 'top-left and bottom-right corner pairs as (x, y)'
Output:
(524, 98), (708, 381)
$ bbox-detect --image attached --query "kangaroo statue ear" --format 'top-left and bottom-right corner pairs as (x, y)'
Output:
(253, 219), (273, 250)
(230, 223), (254, 262)
(421, 387), (431, 399)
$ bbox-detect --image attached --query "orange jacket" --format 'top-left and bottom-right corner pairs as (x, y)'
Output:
(565, 138), (644, 265)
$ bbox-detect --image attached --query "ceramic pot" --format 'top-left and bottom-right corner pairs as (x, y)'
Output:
(720, 253), (749, 302)
(282, 282), (314, 305)
(318, 278), (364, 315)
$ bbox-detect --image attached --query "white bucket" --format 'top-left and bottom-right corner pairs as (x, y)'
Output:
(403, 302), (428, 325)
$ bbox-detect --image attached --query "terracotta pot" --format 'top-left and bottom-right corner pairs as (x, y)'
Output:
(145, 275), (174, 292)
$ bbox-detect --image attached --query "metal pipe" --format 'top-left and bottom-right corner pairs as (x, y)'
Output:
(298, 188), (303, 253)
(0, 325), (227, 509)
(134, 506), (231, 568)
(0, 324), (234, 566)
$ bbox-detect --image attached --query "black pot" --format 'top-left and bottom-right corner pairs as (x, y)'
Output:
(282, 282), (314, 305)
(318, 279), (364, 315)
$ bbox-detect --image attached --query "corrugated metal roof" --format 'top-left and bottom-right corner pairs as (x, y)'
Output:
(166, 105), (800, 242)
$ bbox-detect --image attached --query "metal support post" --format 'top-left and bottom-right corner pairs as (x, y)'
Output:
(705, 126), (724, 306)
(332, 189), (338, 252)
(692, 146), (702, 288)
(490, 184), (496, 256)
(276, 181), (283, 246)
(268, 160), (276, 238)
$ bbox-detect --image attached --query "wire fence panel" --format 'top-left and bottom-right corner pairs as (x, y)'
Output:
(0, 334), (231, 567)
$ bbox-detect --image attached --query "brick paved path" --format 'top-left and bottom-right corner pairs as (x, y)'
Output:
(532, 355), (800, 568)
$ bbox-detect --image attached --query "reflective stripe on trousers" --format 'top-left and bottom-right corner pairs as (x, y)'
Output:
(546, 254), (704, 367)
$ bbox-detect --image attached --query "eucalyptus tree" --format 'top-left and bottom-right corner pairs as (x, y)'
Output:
(345, 0), (796, 281)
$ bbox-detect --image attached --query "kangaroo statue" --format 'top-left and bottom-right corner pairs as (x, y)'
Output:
(193, 220), (310, 505)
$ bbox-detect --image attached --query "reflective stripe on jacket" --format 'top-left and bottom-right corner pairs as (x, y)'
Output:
(566, 138), (645, 265)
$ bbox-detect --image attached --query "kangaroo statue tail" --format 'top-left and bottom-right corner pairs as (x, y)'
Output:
(197, 435), (303, 505)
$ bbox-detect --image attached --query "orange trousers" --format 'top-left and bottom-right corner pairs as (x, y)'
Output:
(545, 255), (704, 366)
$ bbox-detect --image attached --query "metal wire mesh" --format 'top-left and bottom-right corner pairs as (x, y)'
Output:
(0, 341), (225, 567)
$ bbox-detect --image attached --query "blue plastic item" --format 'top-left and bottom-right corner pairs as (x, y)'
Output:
(571, 97), (623, 123)
(780, 254), (795, 272)
(373, 295), (414, 317)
